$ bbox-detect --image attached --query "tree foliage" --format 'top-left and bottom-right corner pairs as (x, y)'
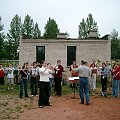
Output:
(0, 17), (5, 59)
(78, 13), (98, 39)
(33, 22), (41, 39)
(110, 29), (120, 59)
(22, 15), (34, 38)
(1, 14), (42, 60)
(8, 14), (22, 59)
(43, 17), (59, 39)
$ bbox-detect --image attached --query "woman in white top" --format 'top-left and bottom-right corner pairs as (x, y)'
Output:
(38, 60), (52, 108)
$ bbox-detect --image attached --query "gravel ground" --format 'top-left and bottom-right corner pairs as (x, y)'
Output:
(19, 93), (120, 120)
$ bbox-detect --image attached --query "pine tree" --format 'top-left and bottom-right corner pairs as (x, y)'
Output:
(33, 22), (41, 39)
(0, 17), (5, 59)
(8, 14), (22, 59)
(78, 14), (98, 39)
(22, 14), (34, 38)
(43, 17), (59, 39)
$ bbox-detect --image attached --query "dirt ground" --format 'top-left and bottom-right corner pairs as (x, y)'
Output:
(0, 92), (120, 120)
(19, 93), (120, 120)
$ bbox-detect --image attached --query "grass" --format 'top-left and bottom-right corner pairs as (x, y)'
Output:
(0, 76), (103, 96)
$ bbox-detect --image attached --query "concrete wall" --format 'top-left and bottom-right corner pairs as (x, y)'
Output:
(19, 39), (111, 68)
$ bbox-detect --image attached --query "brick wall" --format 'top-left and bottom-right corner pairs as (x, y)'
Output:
(19, 39), (111, 68)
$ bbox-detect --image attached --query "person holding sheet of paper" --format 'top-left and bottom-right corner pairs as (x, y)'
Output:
(70, 61), (78, 89)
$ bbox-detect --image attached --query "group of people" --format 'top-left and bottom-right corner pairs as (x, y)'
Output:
(69, 60), (120, 105)
(0, 63), (19, 91)
(0, 60), (64, 108)
(0, 59), (120, 108)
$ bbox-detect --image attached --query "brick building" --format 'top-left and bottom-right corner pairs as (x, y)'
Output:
(19, 33), (111, 67)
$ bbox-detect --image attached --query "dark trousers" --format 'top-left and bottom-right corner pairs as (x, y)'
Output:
(39, 81), (50, 106)
(14, 75), (19, 84)
(54, 77), (62, 95)
(31, 76), (38, 95)
(20, 78), (28, 97)
(101, 76), (107, 92)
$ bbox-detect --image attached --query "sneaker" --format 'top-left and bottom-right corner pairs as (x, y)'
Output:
(39, 106), (44, 108)
(102, 92), (104, 97)
(36, 95), (38, 97)
(31, 95), (34, 97)
(45, 102), (52, 106)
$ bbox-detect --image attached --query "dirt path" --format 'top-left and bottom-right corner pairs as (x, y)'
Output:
(19, 94), (120, 120)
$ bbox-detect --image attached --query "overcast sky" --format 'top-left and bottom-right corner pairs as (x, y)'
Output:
(0, 0), (120, 38)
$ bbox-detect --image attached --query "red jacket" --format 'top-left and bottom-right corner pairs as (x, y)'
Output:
(54, 65), (63, 78)
(113, 66), (120, 80)
(0, 69), (4, 78)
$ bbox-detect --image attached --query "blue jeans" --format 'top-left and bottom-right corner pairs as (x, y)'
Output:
(20, 78), (28, 97)
(79, 77), (90, 103)
(112, 80), (120, 97)
(49, 78), (53, 96)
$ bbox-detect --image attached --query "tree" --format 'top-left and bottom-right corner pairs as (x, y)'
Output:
(43, 17), (59, 39)
(9, 14), (22, 59)
(78, 19), (87, 39)
(33, 22), (41, 39)
(78, 13), (98, 39)
(110, 29), (120, 59)
(86, 14), (98, 32)
(22, 14), (34, 38)
(3, 34), (14, 59)
(0, 17), (5, 60)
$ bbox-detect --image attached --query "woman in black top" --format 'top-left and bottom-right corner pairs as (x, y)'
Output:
(19, 63), (29, 98)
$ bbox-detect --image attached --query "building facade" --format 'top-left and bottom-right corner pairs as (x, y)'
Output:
(19, 36), (111, 67)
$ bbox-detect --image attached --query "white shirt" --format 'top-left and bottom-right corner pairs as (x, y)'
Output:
(31, 67), (39, 76)
(39, 66), (52, 82)
(7, 67), (14, 79)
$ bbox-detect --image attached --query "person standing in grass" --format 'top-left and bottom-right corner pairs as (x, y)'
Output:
(105, 62), (112, 91)
(14, 64), (19, 85)
(7, 64), (15, 90)
(19, 63), (29, 98)
(112, 62), (120, 97)
(30, 62), (39, 96)
(0, 64), (4, 91)
(47, 63), (54, 97)
(54, 60), (64, 97)
(101, 62), (109, 97)
(90, 63), (97, 90)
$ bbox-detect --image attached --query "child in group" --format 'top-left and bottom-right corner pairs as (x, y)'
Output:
(7, 64), (15, 90)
